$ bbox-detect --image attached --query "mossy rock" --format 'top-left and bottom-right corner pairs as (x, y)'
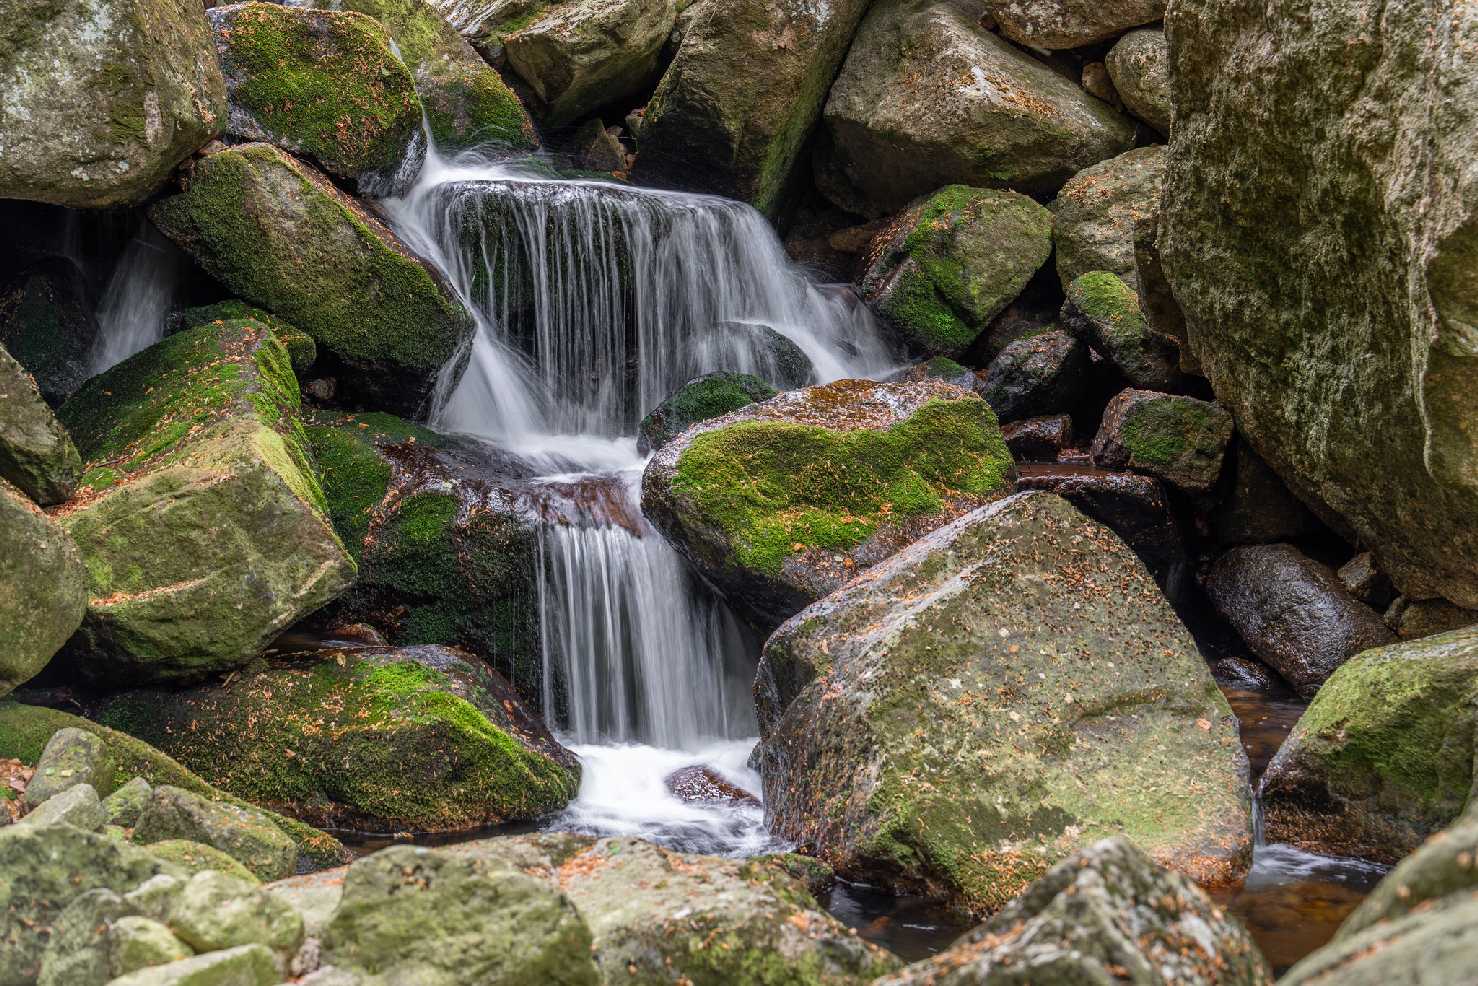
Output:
(1107, 28), (1172, 135)
(55, 318), (354, 686)
(861, 185), (1053, 357)
(0, 341), (81, 504)
(1051, 146), (1166, 291)
(637, 372), (777, 455)
(0, 482), (87, 697)
(150, 143), (474, 414)
(0, 258), (99, 404)
(133, 785), (297, 882)
(144, 839), (261, 884)
(1062, 271), (1184, 391)
(1260, 626), (1478, 863)
(0, 0), (227, 208)
(210, 2), (422, 190)
(1091, 388), (1233, 493)
(96, 646), (579, 833)
(643, 379), (1016, 627)
(0, 700), (349, 867)
(756, 492), (1252, 916)
(178, 300), (317, 378)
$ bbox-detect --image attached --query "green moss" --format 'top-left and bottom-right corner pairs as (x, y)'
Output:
(306, 426), (393, 563)
(146, 839), (262, 883)
(0, 700), (348, 867)
(1067, 271), (1147, 346)
(672, 397), (1013, 575)
(880, 270), (974, 354)
(1120, 396), (1219, 467)
(923, 357), (969, 379)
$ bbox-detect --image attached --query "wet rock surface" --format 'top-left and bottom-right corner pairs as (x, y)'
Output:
(978, 331), (1090, 423)
(1092, 389), (1233, 493)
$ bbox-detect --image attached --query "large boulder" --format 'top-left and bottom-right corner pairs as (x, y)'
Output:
(54, 318), (355, 686)
(0, 343), (82, 504)
(503, 0), (676, 128)
(984, 0), (1165, 50)
(816, 0), (1135, 217)
(0, 259), (100, 404)
(756, 492), (1252, 915)
(637, 372), (778, 455)
(1091, 389), (1233, 493)
(1062, 272), (1184, 391)
(1107, 29), (1172, 135)
(859, 186), (1053, 358)
(0, 0), (226, 207)
(1160, 0), (1478, 608)
(1203, 544), (1395, 699)
(633, 0), (874, 216)
(642, 379), (1016, 627)
(1052, 147), (1166, 291)
(1260, 627), (1478, 863)
(133, 786), (298, 882)
(0, 483), (88, 696)
(210, 3), (422, 192)
(878, 839), (1270, 986)
(97, 646), (579, 833)
(151, 144), (473, 414)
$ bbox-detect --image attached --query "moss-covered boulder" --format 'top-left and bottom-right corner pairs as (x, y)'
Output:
(1052, 147), (1166, 292)
(816, 0), (1135, 217)
(979, 331), (1090, 423)
(860, 186), (1053, 357)
(878, 839), (1270, 985)
(637, 372), (777, 455)
(642, 379), (1016, 627)
(0, 258), (99, 404)
(54, 318), (354, 685)
(97, 646), (579, 833)
(707, 320), (816, 392)
(756, 492), (1252, 916)
(210, 3), (422, 191)
(144, 839), (260, 884)
(1091, 389), (1233, 493)
(177, 300), (317, 378)
(0, 342), (82, 504)
(984, 0), (1164, 50)
(503, 0), (676, 128)
(25, 727), (113, 807)
(133, 785), (297, 882)
(1260, 627), (1478, 863)
(0, 0), (226, 208)
(108, 946), (279, 986)
(0, 483), (88, 696)
(1062, 272), (1184, 391)
(633, 0), (873, 216)
(1107, 29), (1172, 136)
(306, 412), (543, 699)
(322, 843), (602, 985)
(38, 890), (196, 986)
(151, 144), (472, 413)
(1160, 0), (1478, 609)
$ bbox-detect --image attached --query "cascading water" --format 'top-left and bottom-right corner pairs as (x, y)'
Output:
(88, 223), (188, 374)
(384, 140), (895, 853)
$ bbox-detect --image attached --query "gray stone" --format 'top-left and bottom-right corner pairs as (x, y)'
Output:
(20, 783), (105, 831)
(0, 343), (81, 504)
(1000, 415), (1072, 462)
(134, 786), (297, 882)
(37, 889), (134, 986)
(1337, 553), (1395, 609)
(1061, 271), (1183, 391)
(0, 482), (88, 696)
(1091, 389), (1233, 493)
(165, 870), (304, 959)
(1210, 442), (1323, 548)
(1053, 147), (1166, 291)
(25, 727), (113, 806)
(102, 777), (154, 828)
(104, 945), (279, 986)
(1107, 29), (1172, 135)
(985, 0), (1165, 50)
(979, 331), (1090, 423)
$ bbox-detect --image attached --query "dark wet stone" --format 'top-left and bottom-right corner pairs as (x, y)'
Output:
(1000, 415), (1072, 462)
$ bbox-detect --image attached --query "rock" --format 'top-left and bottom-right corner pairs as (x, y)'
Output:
(0, 824), (176, 986)
(756, 492), (1252, 915)
(552, 837), (900, 984)
(133, 786), (297, 882)
(978, 331), (1090, 423)
(634, 0), (871, 215)
(1389, 598), (1477, 639)
(166, 870), (304, 957)
(1081, 62), (1118, 104)
(98, 647), (580, 834)
(1338, 803), (1478, 940)
(102, 777), (154, 828)
(637, 372), (778, 455)
(1209, 442), (1323, 548)
(503, 0), (677, 128)
(1053, 147), (1166, 291)
(0, 483), (88, 696)
(1015, 463), (1185, 590)
(305, 413), (544, 700)
(706, 321), (816, 391)
(816, 0), (1135, 217)
(1337, 553), (1395, 610)
(210, 3), (422, 192)
(1131, 213), (1196, 376)
(38, 889), (194, 986)
(1261, 627), (1478, 862)
(280, 0), (537, 153)
(1062, 272), (1183, 391)
(572, 119), (627, 172)
(664, 766), (759, 807)
(54, 318), (355, 686)
(1204, 544), (1395, 700)
(642, 379), (1016, 627)
(108, 917), (194, 978)
(0, 0), (226, 207)
(0, 258), (100, 405)
(886, 357), (977, 392)
(321, 844), (603, 985)
(0, 344), (81, 503)
(878, 838), (1270, 985)
(150, 143), (473, 414)
(0, 700), (349, 868)
(105, 945), (279, 986)
(1160, 0), (1478, 609)
(1000, 415), (1073, 462)
(145, 839), (261, 883)
(985, 0), (1164, 49)
(1107, 29), (1172, 135)
(859, 186), (1053, 357)
(24, 726), (113, 807)
(1091, 389), (1232, 493)
(20, 783), (106, 831)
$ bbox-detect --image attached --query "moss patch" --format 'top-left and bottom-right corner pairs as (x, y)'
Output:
(1066, 271), (1148, 348)
(639, 373), (777, 452)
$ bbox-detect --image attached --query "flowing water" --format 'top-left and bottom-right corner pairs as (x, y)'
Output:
(88, 223), (188, 374)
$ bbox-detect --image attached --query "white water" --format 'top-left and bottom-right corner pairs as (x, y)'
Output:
(384, 140), (892, 854)
(89, 224), (187, 374)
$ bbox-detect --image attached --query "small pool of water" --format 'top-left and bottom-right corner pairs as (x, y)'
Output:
(823, 881), (965, 962)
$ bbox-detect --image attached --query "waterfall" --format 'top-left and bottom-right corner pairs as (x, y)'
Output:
(89, 224), (187, 375)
